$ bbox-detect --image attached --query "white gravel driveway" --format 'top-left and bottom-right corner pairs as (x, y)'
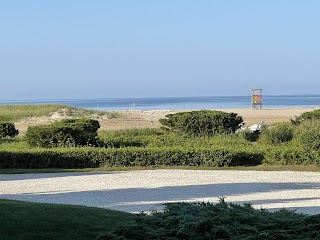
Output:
(1, 170), (320, 214)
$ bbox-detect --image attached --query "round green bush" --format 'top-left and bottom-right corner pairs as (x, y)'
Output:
(0, 122), (19, 138)
(26, 118), (100, 148)
(159, 110), (243, 137)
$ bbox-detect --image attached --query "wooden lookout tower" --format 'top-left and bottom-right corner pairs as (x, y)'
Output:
(251, 88), (263, 109)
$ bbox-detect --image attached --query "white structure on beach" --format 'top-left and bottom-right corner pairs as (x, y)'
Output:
(252, 88), (263, 109)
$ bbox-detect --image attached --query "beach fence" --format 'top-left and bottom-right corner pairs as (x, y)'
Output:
(128, 103), (137, 117)
(128, 103), (136, 111)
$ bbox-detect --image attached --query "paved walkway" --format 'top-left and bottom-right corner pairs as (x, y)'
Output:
(1, 170), (320, 214)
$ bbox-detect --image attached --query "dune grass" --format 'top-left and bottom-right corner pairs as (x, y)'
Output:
(0, 104), (111, 122)
(0, 104), (74, 122)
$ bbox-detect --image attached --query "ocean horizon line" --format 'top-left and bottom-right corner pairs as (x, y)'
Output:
(0, 94), (319, 111)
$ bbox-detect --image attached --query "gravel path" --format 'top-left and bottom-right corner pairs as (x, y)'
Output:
(1, 170), (320, 214)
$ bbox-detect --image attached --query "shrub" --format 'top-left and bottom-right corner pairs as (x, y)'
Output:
(258, 123), (294, 145)
(0, 122), (19, 138)
(0, 146), (263, 169)
(294, 120), (320, 151)
(291, 109), (320, 124)
(239, 129), (260, 142)
(25, 118), (100, 148)
(100, 128), (164, 148)
(107, 201), (320, 240)
(262, 144), (310, 165)
(159, 110), (243, 137)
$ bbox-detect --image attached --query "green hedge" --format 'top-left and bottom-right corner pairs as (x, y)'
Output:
(1, 143), (320, 169)
(159, 110), (243, 137)
(0, 147), (263, 169)
(0, 122), (19, 138)
(262, 145), (312, 165)
(26, 118), (100, 148)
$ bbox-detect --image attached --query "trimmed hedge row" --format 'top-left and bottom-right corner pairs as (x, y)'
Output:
(0, 147), (263, 169)
(262, 144), (320, 165)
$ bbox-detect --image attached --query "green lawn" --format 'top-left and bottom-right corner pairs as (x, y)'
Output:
(0, 199), (133, 240)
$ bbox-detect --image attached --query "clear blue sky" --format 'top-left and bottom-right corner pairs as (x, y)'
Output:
(1, 0), (319, 100)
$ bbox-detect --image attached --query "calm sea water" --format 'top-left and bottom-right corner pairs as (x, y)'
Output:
(1, 95), (320, 111)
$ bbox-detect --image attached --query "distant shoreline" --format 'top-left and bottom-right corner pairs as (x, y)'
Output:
(1, 95), (320, 111)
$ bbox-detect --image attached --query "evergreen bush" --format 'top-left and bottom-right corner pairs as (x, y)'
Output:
(0, 122), (19, 138)
(25, 118), (100, 148)
(159, 110), (243, 137)
(106, 200), (320, 240)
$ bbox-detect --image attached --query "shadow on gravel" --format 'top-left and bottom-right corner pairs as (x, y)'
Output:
(2, 182), (320, 214)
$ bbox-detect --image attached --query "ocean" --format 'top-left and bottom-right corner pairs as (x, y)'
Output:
(0, 95), (320, 111)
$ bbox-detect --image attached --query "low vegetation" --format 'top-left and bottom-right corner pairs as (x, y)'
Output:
(0, 104), (75, 122)
(0, 104), (114, 122)
(291, 108), (320, 124)
(1, 108), (320, 239)
(159, 110), (243, 136)
(1, 109), (320, 169)
(1, 199), (319, 240)
(26, 118), (100, 148)
(0, 122), (19, 138)
(108, 199), (320, 240)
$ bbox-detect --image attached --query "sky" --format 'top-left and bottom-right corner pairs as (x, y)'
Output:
(1, 0), (320, 100)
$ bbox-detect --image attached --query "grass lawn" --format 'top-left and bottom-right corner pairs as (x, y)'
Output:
(0, 199), (133, 240)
